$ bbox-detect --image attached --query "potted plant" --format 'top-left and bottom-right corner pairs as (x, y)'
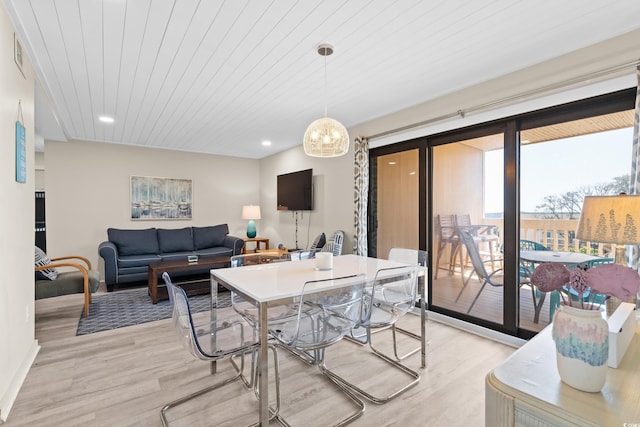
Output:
(531, 262), (640, 392)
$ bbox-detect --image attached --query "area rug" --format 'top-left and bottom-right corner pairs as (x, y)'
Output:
(76, 287), (231, 336)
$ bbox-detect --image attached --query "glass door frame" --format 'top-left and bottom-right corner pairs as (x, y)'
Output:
(368, 139), (428, 259)
(369, 87), (636, 340)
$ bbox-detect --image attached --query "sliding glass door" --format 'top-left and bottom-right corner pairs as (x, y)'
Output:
(375, 149), (420, 258)
(431, 132), (506, 327)
(369, 88), (636, 339)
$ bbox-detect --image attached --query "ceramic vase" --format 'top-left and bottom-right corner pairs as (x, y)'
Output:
(551, 304), (609, 392)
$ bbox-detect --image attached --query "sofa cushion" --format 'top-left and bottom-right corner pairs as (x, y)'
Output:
(157, 227), (194, 253)
(35, 246), (58, 280)
(36, 269), (100, 299)
(108, 228), (159, 256)
(193, 224), (228, 249)
(159, 251), (198, 262)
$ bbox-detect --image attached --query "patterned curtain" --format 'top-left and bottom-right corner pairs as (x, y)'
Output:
(628, 64), (640, 271)
(353, 137), (369, 256)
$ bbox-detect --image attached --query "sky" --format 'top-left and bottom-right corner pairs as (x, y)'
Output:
(484, 127), (634, 213)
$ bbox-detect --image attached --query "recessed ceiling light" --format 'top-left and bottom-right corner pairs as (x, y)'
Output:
(99, 115), (114, 123)
(388, 161), (397, 165)
(262, 140), (272, 146)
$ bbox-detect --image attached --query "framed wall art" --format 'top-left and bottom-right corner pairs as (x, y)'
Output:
(130, 176), (192, 220)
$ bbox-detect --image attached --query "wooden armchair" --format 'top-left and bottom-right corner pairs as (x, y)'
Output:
(35, 255), (100, 317)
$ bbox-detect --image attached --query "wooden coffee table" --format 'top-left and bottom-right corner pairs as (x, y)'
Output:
(147, 256), (230, 304)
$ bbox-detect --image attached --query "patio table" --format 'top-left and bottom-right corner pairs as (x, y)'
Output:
(520, 250), (605, 323)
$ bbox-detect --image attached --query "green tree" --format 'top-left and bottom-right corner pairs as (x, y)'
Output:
(535, 174), (630, 217)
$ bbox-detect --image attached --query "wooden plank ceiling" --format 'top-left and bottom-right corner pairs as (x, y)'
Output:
(6, 0), (640, 158)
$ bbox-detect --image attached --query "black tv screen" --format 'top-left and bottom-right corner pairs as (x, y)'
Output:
(277, 169), (313, 211)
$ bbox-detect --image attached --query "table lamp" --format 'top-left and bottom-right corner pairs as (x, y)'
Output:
(576, 194), (640, 265)
(242, 205), (261, 238)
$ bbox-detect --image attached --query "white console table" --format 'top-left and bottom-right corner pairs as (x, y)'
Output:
(486, 325), (640, 426)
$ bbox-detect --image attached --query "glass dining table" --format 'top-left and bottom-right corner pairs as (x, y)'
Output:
(209, 254), (427, 426)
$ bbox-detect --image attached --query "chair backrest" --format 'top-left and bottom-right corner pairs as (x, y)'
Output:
(321, 230), (344, 256)
(519, 240), (548, 251)
(458, 230), (491, 281)
(271, 274), (365, 349)
(436, 214), (456, 239)
(455, 214), (472, 229)
(163, 272), (205, 359)
(388, 248), (427, 267)
(364, 265), (419, 328)
(162, 272), (255, 360)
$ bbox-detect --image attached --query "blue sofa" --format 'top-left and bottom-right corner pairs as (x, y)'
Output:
(98, 224), (243, 291)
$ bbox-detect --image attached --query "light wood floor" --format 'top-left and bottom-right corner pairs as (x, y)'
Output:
(6, 291), (515, 426)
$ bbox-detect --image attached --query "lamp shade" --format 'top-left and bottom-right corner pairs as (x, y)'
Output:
(303, 117), (349, 157)
(241, 205), (261, 220)
(576, 195), (640, 244)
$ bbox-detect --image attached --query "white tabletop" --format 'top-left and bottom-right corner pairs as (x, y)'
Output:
(520, 250), (604, 265)
(210, 254), (407, 303)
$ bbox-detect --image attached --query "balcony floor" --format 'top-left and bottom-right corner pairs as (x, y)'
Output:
(431, 266), (551, 333)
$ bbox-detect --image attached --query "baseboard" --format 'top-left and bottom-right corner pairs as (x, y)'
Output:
(0, 339), (40, 423)
(418, 310), (526, 348)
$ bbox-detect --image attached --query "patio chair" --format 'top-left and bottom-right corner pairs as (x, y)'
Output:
(434, 214), (458, 279)
(322, 265), (421, 404)
(518, 240), (549, 323)
(269, 274), (367, 426)
(454, 214), (500, 272)
(160, 272), (281, 426)
(455, 230), (541, 319)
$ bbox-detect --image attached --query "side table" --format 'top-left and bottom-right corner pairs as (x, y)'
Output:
(486, 326), (640, 426)
(242, 237), (269, 253)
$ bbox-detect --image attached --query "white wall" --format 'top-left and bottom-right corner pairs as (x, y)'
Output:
(45, 140), (260, 276)
(0, 3), (39, 421)
(259, 144), (354, 253)
(349, 29), (640, 146)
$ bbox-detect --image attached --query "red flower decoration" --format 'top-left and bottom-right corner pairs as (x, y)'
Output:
(531, 263), (570, 292)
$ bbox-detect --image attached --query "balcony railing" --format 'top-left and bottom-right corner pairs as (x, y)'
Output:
(483, 218), (618, 257)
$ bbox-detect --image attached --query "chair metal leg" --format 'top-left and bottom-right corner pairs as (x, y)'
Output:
(389, 324), (421, 361)
(162, 347), (282, 427)
(161, 370), (242, 427)
(466, 281), (488, 314)
(321, 326), (421, 405)
(274, 343), (365, 427)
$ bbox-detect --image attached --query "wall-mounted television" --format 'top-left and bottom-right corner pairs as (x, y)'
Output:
(277, 168), (313, 211)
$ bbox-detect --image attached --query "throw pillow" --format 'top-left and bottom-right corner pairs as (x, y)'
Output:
(35, 246), (58, 280)
(309, 232), (326, 255)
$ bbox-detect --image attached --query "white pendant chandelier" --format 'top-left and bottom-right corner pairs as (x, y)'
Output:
(303, 44), (349, 157)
